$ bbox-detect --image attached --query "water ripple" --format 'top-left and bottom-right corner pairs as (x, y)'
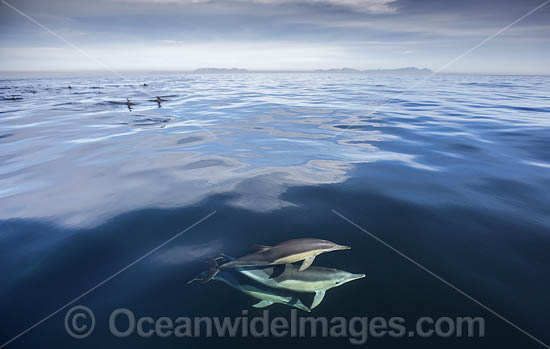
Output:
(0, 73), (549, 227)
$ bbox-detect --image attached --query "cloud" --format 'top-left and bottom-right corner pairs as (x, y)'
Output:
(114, 0), (399, 13)
(252, 0), (398, 13)
(2, 0), (548, 73)
(0, 41), (353, 71)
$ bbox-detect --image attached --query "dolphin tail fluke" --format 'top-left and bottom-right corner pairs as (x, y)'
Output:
(299, 256), (315, 271)
(311, 290), (326, 309)
(200, 258), (220, 283)
(200, 269), (219, 283)
(294, 300), (311, 312)
(187, 276), (203, 285)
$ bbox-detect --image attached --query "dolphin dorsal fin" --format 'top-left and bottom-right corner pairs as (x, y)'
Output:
(251, 244), (272, 251)
(198, 258), (220, 284)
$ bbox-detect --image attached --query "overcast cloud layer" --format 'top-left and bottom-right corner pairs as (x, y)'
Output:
(0, 0), (549, 73)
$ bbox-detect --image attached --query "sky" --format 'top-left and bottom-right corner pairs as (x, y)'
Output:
(0, 0), (549, 74)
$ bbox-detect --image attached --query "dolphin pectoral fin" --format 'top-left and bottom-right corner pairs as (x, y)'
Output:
(252, 300), (274, 308)
(251, 244), (272, 251)
(299, 256), (315, 271)
(269, 264), (286, 279)
(311, 290), (326, 309)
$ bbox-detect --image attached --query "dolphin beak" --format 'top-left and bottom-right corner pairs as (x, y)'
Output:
(353, 273), (366, 280)
(340, 273), (365, 285)
(336, 244), (351, 250)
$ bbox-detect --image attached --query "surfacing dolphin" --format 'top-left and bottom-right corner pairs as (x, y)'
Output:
(200, 238), (351, 283)
(188, 266), (311, 312)
(219, 255), (365, 309)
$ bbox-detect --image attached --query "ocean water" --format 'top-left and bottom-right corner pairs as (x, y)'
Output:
(0, 73), (549, 348)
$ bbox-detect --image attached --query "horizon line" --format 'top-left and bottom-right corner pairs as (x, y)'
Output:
(1, 69), (549, 76)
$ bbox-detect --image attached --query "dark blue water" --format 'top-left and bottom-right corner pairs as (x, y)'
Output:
(1, 73), (549, 348)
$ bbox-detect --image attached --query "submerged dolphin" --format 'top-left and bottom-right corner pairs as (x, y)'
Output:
(201, 238), (350, 282)
(219, 255), (365, 309)
(189, 267), (311, 312)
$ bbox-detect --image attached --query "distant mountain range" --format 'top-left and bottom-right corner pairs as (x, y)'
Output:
(193, 68), (249, 74)
(193, 67), (432, 74)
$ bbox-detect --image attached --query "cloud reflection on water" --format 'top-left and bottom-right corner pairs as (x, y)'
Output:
(0, 73), (549, 228)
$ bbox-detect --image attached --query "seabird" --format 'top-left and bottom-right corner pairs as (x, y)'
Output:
(126, 98), (135, 111)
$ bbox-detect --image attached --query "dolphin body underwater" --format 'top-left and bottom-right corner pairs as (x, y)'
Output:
(200, 238), (351, 283)
(217, 255), (365, 309)
(188, 268), (311, 312)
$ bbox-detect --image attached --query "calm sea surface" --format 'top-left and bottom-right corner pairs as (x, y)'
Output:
(1, 73), (549, 348)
